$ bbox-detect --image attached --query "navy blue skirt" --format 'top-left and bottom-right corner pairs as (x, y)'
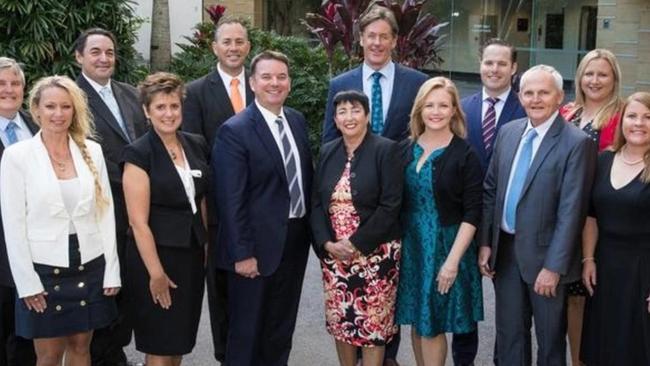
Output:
(15, 235), (117, 339)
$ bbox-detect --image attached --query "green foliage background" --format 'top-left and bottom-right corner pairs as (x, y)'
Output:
(0, 0), (146, 86)
(171, 23), (354, 154)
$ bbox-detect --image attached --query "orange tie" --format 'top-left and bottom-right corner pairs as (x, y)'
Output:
(230, 78), (244, 113)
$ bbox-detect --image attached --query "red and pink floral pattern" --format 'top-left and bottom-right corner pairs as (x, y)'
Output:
(321, 159), (400, 346)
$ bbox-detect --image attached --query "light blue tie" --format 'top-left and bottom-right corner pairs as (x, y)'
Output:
(5, 121), (19, 145)
(99, 86), (130, 141)
(370, 72), (384, 134)
(504, 129), (538, 230)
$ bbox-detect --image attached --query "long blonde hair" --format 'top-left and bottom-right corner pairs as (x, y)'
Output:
(612, 92), (650, 183)
(28, 75), (109, 214)
(409, 76), (466, 139)
(571, 49), (623, 130)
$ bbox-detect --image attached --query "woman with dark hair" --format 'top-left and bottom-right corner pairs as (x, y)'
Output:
(396, 77), (483, 366)
(122, 72), (209, 365)
(1, 75), (120, 365)
(580, 92), (650, 365)
(311, 90), (402, 366)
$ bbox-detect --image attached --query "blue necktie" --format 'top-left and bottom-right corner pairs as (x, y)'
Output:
(370, 72), (384, 134)
(504, 129), (538, 230)
(5, 121), (18, 145)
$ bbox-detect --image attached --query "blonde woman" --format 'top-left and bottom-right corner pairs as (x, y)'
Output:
(0, 75), (120, 366)
(580, 92), (650, 365)
(396, 77), (483, 366)
(560, 48), (623, 365)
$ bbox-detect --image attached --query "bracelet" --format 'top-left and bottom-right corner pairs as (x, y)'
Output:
(581, 257), (595, 263)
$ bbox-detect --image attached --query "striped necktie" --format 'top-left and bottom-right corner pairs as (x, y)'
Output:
(275, 116), (305, 217)
(482, 97), (499, 151)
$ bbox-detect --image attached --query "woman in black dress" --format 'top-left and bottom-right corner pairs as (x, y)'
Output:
(580, 92), (650, 365)
(122, 72), (208, 365)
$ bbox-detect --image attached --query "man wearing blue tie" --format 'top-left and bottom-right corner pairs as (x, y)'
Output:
(322, 5), (428, 144)
(0, 57), (38, 366)
(479, 65), (596, 366)
(74, 28), (147, 366)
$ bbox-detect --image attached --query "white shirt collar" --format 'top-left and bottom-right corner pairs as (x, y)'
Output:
(362, 61), (395, 81)
(525, 110), (558, 139)
(0, 112), (27, 131)
(255, 100), (286, 124)
(82, 73), (111, 94)
(481, 87), (512, 103)
(216, 63), (245, 88)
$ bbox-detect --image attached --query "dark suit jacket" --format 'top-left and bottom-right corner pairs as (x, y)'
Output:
(400, 135), (483, 228)
(311, 132), (402, 257)
(76, 75), (147, 239)
(122, 130), (209, 248)
(481, 115), (597, 284)
(0, 111), (39, 287)
(322, 63), (428, 143)
(212, 103), (313, 276)
(182, 69), (254, 148)
(461, 90), (526, 170)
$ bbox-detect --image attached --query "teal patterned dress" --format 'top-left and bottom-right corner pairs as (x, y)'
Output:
(395, 144), (483, 337)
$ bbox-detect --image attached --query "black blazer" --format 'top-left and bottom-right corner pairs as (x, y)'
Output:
(122, 130), (209, 248)
(76, 75), (148, 238)
(0, 111), (39, 287)
(182, 69), (254, 148)
(401, 135), (483, 228)
(311, 132), (403, 257)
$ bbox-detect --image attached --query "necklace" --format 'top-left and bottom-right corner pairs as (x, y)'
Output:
(47, 151), (68, 171)
(168, 148), (177, 160)
(621, 146), (644, 166)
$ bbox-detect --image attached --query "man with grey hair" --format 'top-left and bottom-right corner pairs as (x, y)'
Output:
(0, 56), (38, 366)
(479, 64), (596, 365)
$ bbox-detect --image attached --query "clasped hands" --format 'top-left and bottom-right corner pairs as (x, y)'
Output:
(324, 239), (356, 261)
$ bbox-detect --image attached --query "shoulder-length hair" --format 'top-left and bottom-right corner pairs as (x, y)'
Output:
(612, 92), (650, 183)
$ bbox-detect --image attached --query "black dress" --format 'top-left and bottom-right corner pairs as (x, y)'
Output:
(122, 131), (209, 355)
(580, 152), (650, 365)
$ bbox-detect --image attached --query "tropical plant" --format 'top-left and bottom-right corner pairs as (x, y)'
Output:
(0, 0), (146, 85)
(303, 0), (447, 70)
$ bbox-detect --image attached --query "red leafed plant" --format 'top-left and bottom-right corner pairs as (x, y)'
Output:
(303, 0), (447, 70)
(206, 4), (226, 25)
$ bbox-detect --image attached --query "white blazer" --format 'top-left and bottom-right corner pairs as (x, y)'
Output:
(0, 132), (120, 298)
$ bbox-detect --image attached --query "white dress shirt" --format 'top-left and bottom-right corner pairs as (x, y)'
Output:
(217, 63), (247, 105)
(255, 101), (305, 218)
(362, 61), (395, 122)
(481, 87), (513, 124)
(0, 113), (33, 146)
(501, 111), (558, 233)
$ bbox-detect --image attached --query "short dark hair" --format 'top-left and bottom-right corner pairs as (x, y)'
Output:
(250, 50), (290, 76)
(214, 16), (249, 41)
(74, 28), (117, 54)
(479, 38), (517, 63)
(359, 5), (398, 36)
(333, 90), (369, 115)
(138, 72), (185, 109)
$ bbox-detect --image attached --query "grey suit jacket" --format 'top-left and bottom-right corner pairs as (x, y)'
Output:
(481, 114), (596, 284)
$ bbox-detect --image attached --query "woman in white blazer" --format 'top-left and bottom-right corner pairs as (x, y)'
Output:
(0, 75), (120, 366)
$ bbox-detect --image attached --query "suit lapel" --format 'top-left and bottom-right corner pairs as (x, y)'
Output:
(498, 91), (520, 128)
(112, 82), (136, 140)
(520, 116), (563, 197)
(77, 76), (130, 143)
(468, 93), (487, 154)
(497, 120), (527, 204)
(209, 70), (235, 115)
(285, 109), (312, 183)
(384, 64), (402, 132)
(244, 72), (254, 106)
(251, 105), (287, 181)
(20, 110), (39, 135)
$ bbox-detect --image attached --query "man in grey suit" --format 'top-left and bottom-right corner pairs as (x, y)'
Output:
(74, 28), (147, 366)
(479, 65), (596, 366)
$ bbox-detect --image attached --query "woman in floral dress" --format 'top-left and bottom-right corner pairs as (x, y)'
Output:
(311, 90), (403, 366)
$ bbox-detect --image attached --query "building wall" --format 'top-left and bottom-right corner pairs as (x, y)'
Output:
(596, 0), (650, 94)
(203, 0), (264, 27)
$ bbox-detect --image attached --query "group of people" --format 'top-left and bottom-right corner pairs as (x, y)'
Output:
(0, 4), (649, 366)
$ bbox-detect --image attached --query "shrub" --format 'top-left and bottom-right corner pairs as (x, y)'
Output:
(0, 0), (146, 85)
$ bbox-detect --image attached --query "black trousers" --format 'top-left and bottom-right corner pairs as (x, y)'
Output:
(225, 218), (310, 366)
(0, 286), (36, 366)
(206, 223), (228, 362)
(90, 230), (131, 366)
(452, 329), (479, 365)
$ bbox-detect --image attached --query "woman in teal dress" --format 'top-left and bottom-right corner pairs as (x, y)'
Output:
(396, 77), (483, 366)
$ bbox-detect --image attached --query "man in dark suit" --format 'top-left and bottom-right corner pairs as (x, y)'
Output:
(181, 18), (252, 362)
(455, 38), (526, 366)
(212, 50), (312, 366)
(461, 38), (527, 170)
(322, 5), (428, 144)
(74, 28), (147, 366)
(0, 57), (37, 366)
(480, 65), (596, 366)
